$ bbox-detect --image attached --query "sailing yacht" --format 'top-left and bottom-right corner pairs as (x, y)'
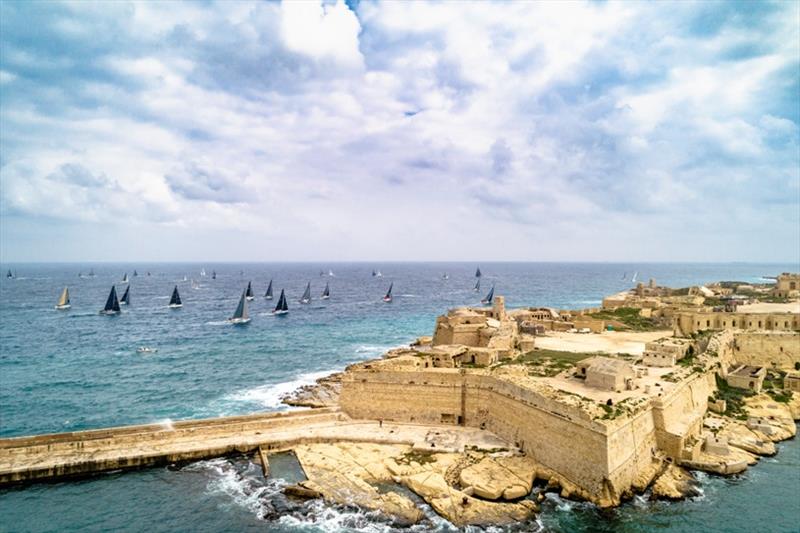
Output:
(228, 290), (251, 324)
(328, 269), (335, 277)
(475, 267), (482, 278)
(299, 282), (311, 304)
(200, 268), (206, 277)
(383, 282), (393, 303)
(212, 270), (216, 280)
(6, 269), (12, 279)
(120, 285), (131, 306)
(264, 279), (273, 299)
(481, 285), (495, 305)
(371, 270), (377, 277)
(121, 273), (129, 284)
(100, 286), (121, 315)
(89, 268), (95, 277)
(272, 289), (289, 315)
(442, 273), (449, 280)
(321, 282), (330, 300)
(168, 285), (183, 308)
(55, 287), (71, 310)
(245, 281), (254, 301)
(376, 270), (383, 277)
(631, 272), (638, 283)
(474, 278), (481, 292)
(133, 270), (138, 277)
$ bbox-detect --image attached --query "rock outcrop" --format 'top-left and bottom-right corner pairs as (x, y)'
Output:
(458, 456), (536, 501)
(281, 373), (343, 408)
(651, 464), (699, 500)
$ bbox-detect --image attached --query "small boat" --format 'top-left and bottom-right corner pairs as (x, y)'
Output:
(371, 270), (377, 277)
(474, 279), (480, 292)
(245, 281), (254, 301)
(228, 290), (251, 324)
(6, 269), (12, 279)
(146, 271), (151, 277)
(121, 273), (129, 284)
(191, 279), (199, 289)
(200, 268), (206, 277)
(621, 272), (627, 281)
(475, 267), (482, 278)
(442, 273), (449, 280)
(182, 275), (188, 282)
(120, 285), (131, 306)
(211, 270), (216, 280)
(631, 271), (638, 283)
(383, 282), (393, 303)
(89, 268), (95, 277)
(100, 286), (121, 315)
(133, 270), (138, 277)
(55, 287), (71, 310)
(481, 285), (495, 305)
(319, 270), (325, 277)
(264, 279), (273, 299)
(328, 269), (335, 277)
(272, 288), (289, 315)
(168, 285), (183, 308)
(137, 346), (158, 354)
(321, 282), (330, 300)
(376, 270), (383, 277)
(299, 282), (311, 304)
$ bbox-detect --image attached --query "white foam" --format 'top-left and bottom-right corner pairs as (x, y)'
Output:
(186, 458), (277, 518)
(222, 370), (337, 410)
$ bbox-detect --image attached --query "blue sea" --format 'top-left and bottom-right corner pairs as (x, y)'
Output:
(0, 262), (798, 532)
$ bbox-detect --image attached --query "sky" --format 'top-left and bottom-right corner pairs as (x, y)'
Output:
(0, 0), (798, 263)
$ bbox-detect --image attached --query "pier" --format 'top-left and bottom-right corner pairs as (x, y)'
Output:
(0, 408), (508, 486)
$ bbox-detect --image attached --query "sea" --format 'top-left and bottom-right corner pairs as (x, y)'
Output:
(0, 262), (798, 533)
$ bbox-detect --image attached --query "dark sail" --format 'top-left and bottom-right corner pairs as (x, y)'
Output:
(321, 282), (330, 298)
(232, 290), (248, 320)
(274, 289), (289, 313)
(169, 285), (182, 306)
(212, 270), (216, 279)
(120, 285), (130, 305)
(481, 285), (495, 305)
(383, 282), (393, 301)
(133, 270), (138, 277)
(246, 281), (254, 299)
(475, 267), (482, 278)
(104, 286), (120, 313)
(300, 282), (311, 303)
(281, 290), (289, 311)
(6, 269), (12, 278)
(265, 279), (273, 299)
(474, 279), (480, 292)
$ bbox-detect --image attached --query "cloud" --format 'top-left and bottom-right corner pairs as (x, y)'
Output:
(0, 0), (797, 262)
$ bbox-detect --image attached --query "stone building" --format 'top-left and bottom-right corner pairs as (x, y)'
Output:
(673, 310), (799, 336)
(783, 371), (800, 393)
(576, 357), (635, 391)
(772, 273), (800, 298)
(727, 365), (766, 393)
(642, 338), (693, 367)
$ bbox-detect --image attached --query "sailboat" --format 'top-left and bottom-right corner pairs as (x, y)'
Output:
(245, 281), (254, 301)
(100, 286), (121, 315)
(200, 268), (206, 277)
(228, 290), (251, 324)
(146, 271), (151, 277)
(133, 270), (138, 277)
(264, 279), (273, 299)
(121, 273), (129, 284)
(328, 269), (335, 277)
(383, 282), (393, 303)
(89, 268), (95, 277)
(212, 270), (216, 280)
(631, 271), (638, 283)
(182, 275), (188, 282)
(442, 273), (449, 280)
(475, 267), (482, 278)
(168, 285), (182, 308)
(55, 287), (71, 310)
(621, 272), (627, 281)
(321, 282), (330, 300)
(474, 278), (481, 292)
(299, 282), (311, 304)
(481, 285), (495, 305)
(5, 269), (12, 279)
(376, 270), (383, 277)
(120, 285), (130, 306)
(272, 289), (289, 315)
(371, 270), (377, 277)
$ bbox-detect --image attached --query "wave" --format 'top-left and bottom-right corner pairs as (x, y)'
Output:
(213, 370), (338, 413)
(184, 458), (278, 518)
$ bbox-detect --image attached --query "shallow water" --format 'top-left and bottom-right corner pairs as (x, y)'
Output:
(0, 262), (797, 532)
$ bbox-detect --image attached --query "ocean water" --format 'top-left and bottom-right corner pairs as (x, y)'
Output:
(0, 262), (798, 532)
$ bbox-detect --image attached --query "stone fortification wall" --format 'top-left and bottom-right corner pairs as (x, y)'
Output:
(733, 332), (800, 370)
(650, 373), (712, 459)
(340, 370), (682, 504)
(674, 311), (799, 336)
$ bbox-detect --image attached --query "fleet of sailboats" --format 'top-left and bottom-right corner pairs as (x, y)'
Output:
(34, 265), (498, 321)
(55, 287), (71, 310)
(168, 285), (182, 308)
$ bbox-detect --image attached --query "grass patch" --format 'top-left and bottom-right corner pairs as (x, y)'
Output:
(586, 307), (661, 331)
(768, 389), (793, 403)
(398, 450), (436, 466)
(714, 375), (754, 420)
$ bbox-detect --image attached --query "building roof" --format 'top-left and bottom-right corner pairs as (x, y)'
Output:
(582, 356), (634, 376)
(731, 365), (766, 378)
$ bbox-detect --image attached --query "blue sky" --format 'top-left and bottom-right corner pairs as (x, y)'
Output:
(0, 0), (798, 262)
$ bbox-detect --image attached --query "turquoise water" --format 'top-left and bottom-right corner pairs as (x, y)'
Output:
(0, 262), (798, 532)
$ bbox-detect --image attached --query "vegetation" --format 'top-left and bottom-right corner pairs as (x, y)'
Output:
(586, 307), (661, 331)
(768, 389), (793, 404)
(713, 375), (754, 420)
(398, 450), (436, 466)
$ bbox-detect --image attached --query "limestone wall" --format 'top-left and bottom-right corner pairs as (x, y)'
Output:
(733, 332), (800, 370)
(674, 311), (799, 336)
(650, 373), (712, 459)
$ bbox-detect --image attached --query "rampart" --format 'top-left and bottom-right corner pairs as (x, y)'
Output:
(732, 332), (800, 370)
